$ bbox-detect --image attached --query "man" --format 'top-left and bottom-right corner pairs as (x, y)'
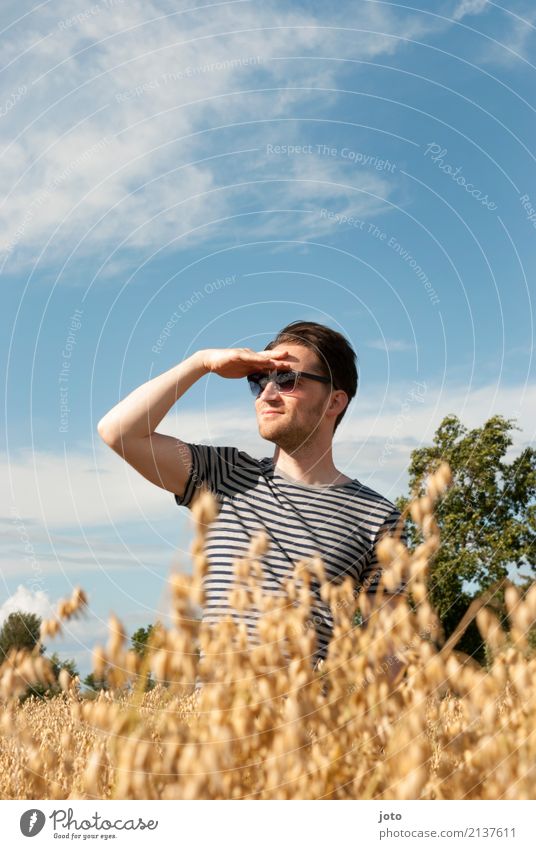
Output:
(97, 320), (406, 674)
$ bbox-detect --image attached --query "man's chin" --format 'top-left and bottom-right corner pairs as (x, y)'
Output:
(258, 421), (314, 452)
(258, 421), (281, 436)
(258, 417), (286, 439)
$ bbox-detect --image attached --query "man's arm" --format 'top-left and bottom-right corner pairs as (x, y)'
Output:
(97, 351), (209, 496)
(97, 347), (294, 497)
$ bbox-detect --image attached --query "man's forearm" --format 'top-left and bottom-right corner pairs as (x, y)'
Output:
(97, 350), (209, 444)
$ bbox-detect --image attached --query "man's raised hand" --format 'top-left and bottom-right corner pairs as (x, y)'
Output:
(201, 348), (293, 379)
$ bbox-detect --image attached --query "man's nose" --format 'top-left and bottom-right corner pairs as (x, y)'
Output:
(259, 379), (281, 400)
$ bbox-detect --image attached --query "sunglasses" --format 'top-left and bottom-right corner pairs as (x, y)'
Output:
(247, 368), (332, 398)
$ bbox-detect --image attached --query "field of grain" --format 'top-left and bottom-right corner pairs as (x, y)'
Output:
(1, 463), (535, 800)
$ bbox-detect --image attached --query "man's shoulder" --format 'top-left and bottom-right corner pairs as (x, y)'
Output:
(190, 441), (265, 470)
(174, 442), (267, 508)
(351, 479), (401, 518)
(188, 441), (254, 455)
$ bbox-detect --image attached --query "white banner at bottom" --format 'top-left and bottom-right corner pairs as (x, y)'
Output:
(1, 799), (534, 848)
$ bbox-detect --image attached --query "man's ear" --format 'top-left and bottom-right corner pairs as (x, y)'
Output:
(331, 389), (348, 413)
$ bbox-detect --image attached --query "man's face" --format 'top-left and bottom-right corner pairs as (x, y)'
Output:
(253, 343), (344, 452)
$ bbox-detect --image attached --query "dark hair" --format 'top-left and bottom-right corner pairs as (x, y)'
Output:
(264, 320), (358, 433)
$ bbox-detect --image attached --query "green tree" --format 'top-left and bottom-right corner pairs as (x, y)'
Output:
(49, 652), (78, 680)
(396, 414), (536, 662)
(131, 624), (157, 690)
(0, 610), (79, 699)
(82, 671), (109, 695)
(0, 611), (44, 662)
(26, 652), (79, 701)
(129, 623), (202, 690)
(131, 624), (155, 656)
(81, 626), (158, 695)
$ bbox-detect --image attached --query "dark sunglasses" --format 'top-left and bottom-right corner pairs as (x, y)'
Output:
(247, 368), (332, 398)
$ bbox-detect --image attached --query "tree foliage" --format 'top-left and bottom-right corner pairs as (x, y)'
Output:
(26, 652), (79, 701)
(396, 414), (536, 661)
(131, 625), (155, 657)
(0, 611), (43, 662)
(82, 671), (110, 694)
(0, 610), (79, 699)
(130, 624), (157, 690)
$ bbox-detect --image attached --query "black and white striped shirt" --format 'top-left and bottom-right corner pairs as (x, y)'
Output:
(174, 443), (406, 662)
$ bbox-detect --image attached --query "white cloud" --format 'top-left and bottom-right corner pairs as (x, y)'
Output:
(0, 534), (177, 578)
(0, 585), (103, 641)
(481, 13), (535, 66)
(0, 584), (54, 625)
(2, 444), (171, 527)
(452, 0), (489, 21)
(336, 379), (536, 497)
(0, 0), (434, 269)
(451, 1), (534, 65)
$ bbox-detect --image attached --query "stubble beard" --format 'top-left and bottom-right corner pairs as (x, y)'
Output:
(259, 396), (328, 453)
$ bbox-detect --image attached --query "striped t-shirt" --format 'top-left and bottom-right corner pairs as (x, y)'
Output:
(174, 443), (406, 663)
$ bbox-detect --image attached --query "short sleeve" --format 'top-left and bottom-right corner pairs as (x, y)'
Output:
(360, 508), (408, 597)
(173, 442), (241, 509)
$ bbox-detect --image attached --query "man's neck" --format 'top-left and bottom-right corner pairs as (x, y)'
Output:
(271, 444), (352, 486)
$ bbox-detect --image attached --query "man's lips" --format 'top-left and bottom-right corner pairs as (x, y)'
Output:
(261, 410), (282, 415)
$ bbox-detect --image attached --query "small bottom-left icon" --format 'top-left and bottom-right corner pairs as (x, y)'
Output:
(20, 810), (46, 837)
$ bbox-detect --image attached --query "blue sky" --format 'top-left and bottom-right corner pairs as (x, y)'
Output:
(1, 0), (535, 675)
